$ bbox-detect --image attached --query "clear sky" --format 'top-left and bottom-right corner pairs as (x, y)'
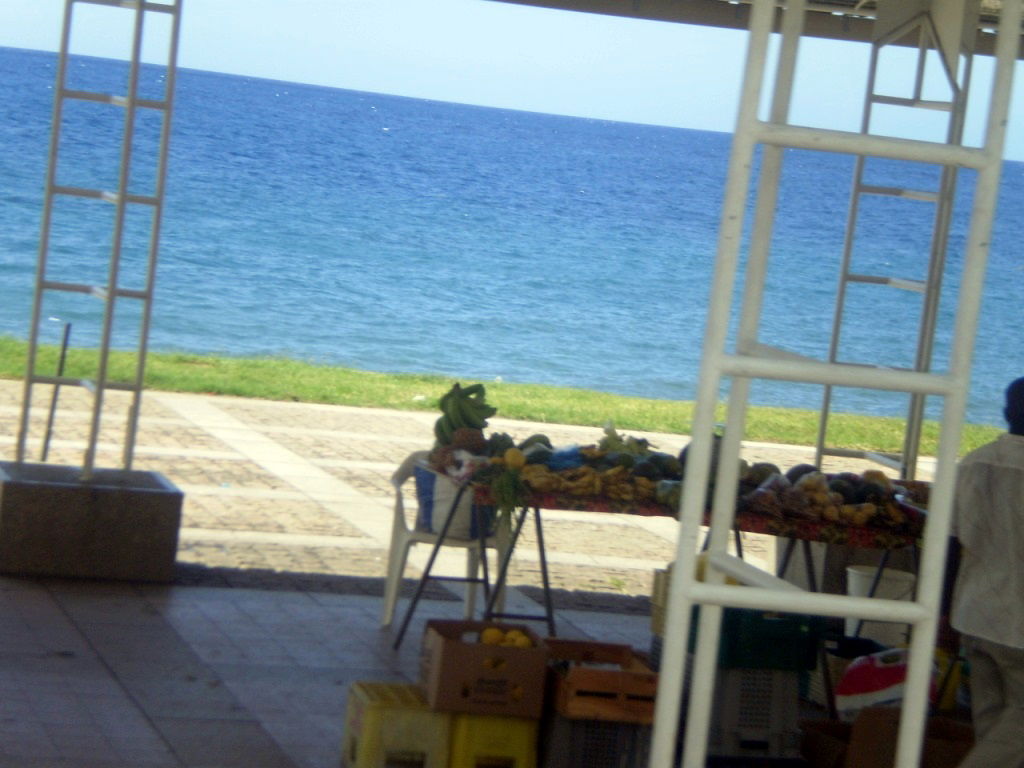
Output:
(2, 0), (1024, 158)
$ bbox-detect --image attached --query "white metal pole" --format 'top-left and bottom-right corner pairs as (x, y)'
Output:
(906, 50), (969, 479)
(895, 2), (1021, 762)
(757, 121), (988, 166)
(83, 1), (148, 478)
(124, 0), (184, 469)
(816, 37), (880, 466)
(17, 0), (76, 464)
(648, 1), (777, 766)
(687, 3), (807, 763)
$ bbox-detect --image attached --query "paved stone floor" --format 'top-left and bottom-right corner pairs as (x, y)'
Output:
(0, 375), (931, 614)
(1, 378), (794, 606)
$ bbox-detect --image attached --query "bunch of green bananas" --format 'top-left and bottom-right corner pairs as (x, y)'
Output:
(434, 383), (498, 445)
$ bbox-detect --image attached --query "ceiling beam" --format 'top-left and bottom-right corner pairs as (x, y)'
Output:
(488, 0), (1013, 57)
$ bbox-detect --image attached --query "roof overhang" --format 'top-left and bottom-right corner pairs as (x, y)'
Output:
(489, 0), (1020, 58)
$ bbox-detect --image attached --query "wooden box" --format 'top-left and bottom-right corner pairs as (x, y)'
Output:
(546, 638), (658, 724)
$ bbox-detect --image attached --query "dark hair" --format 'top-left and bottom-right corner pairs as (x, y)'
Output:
(1005, 377), (1024, 433)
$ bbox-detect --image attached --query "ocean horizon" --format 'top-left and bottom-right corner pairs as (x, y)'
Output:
(1, 46), (1021, 427)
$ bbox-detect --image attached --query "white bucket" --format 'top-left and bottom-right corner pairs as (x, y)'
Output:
(845, 565), (917, 648)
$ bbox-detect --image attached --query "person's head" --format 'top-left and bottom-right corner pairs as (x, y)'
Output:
(1005, 376), (1024, 435)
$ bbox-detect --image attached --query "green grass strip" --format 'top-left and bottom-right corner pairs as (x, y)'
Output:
(0, 335), (1000, 456)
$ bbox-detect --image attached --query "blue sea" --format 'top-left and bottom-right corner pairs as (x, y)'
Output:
(1, 46), (1021, 427)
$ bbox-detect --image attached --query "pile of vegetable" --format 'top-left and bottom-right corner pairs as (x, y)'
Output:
(429, 384), (688, 513)
(427, 382), (550, 513)
(428, 383), (928, 531)
(737, 463), (927, 532)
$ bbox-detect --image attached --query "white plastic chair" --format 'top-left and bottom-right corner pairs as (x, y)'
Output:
(381, 450), (509, 628)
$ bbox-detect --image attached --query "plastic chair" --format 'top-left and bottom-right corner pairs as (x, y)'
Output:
(381, 450), (508, 628)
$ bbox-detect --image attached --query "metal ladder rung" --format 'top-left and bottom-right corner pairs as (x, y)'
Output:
(756, 121), (989, 169)
(722, 350), (954, 395)
(29, 375), (96, 394)
(705, 551), (802, 591)
(688, 581), (932, 623)
(845, 273), (927, 292)
(751, 343), (917, 372)
(112, 287), (148, 300)
(749, 346), (925, 376)
(52, 185), (159, 206)
(63, 89), (168, 111)
(859, 183), (940, 203)
(75, 0), (178, 14)
(747, 341), (816, 364)
(99, 190), (158, 206)
(41, 280), (150, 301)
(754, 343), (925, 375)
(870, 94), (955, 112)
(833, 360), (915, 372)
(819, 446), (904, 471)
(31, 374), (140, 393)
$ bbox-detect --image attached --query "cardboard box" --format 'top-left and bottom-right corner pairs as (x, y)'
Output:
(420, 620), (547, 719)
(545, 638), (658, 724)
(801, 720), (852, 768)
(918, 717), (975, 768)
(803, 708), (974, 768)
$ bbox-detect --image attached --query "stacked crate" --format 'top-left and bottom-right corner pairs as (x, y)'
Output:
(343, 620), (663, 768)
(420, 620), (546, 768)
(649, 565), (820, 762)
(343, 620), (547, 768)
(340, 682), (451, 768)
(539, 639), (657, 768)
(449, 714), (539, 768)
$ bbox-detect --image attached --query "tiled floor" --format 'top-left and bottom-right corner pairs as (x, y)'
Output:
(0, 574), (654, 768)
(0, 380), (719, 767)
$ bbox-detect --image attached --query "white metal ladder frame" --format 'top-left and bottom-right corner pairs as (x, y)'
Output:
(16, 0), (184, 478)
(816, 6), (976, 478)
(649, 1), (1021, 766)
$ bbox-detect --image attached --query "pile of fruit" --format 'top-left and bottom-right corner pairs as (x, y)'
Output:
(736, 463), (927, 532)
(426, 384), (927, 530)
(428, 385), (682, 511)
(428, 383), (551, 512)
(429, 385), (686, 508)
(478, 626), (535, 648)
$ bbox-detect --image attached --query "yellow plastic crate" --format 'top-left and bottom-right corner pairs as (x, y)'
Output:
(449, 713), (537, 768)
(340, 681), (450, 768)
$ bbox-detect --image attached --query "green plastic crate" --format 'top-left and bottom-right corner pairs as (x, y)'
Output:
(687, 607), (821, 671)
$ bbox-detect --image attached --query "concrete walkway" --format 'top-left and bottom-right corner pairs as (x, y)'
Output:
(0, 377), (919, 609)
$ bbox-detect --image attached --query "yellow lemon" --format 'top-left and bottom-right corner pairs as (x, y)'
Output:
(480, 627), (504, 645)
(504, 447), (527, 470)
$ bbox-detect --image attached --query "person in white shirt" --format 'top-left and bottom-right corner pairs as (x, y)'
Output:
(950, 376), (1024, 768)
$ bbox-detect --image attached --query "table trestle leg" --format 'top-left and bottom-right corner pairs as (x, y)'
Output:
(483, 506), (557, 636)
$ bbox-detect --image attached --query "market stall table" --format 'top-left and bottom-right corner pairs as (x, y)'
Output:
(390, 480), (925, 661)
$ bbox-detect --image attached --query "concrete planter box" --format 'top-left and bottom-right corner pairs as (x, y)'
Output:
(0, 461), (183, 582)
